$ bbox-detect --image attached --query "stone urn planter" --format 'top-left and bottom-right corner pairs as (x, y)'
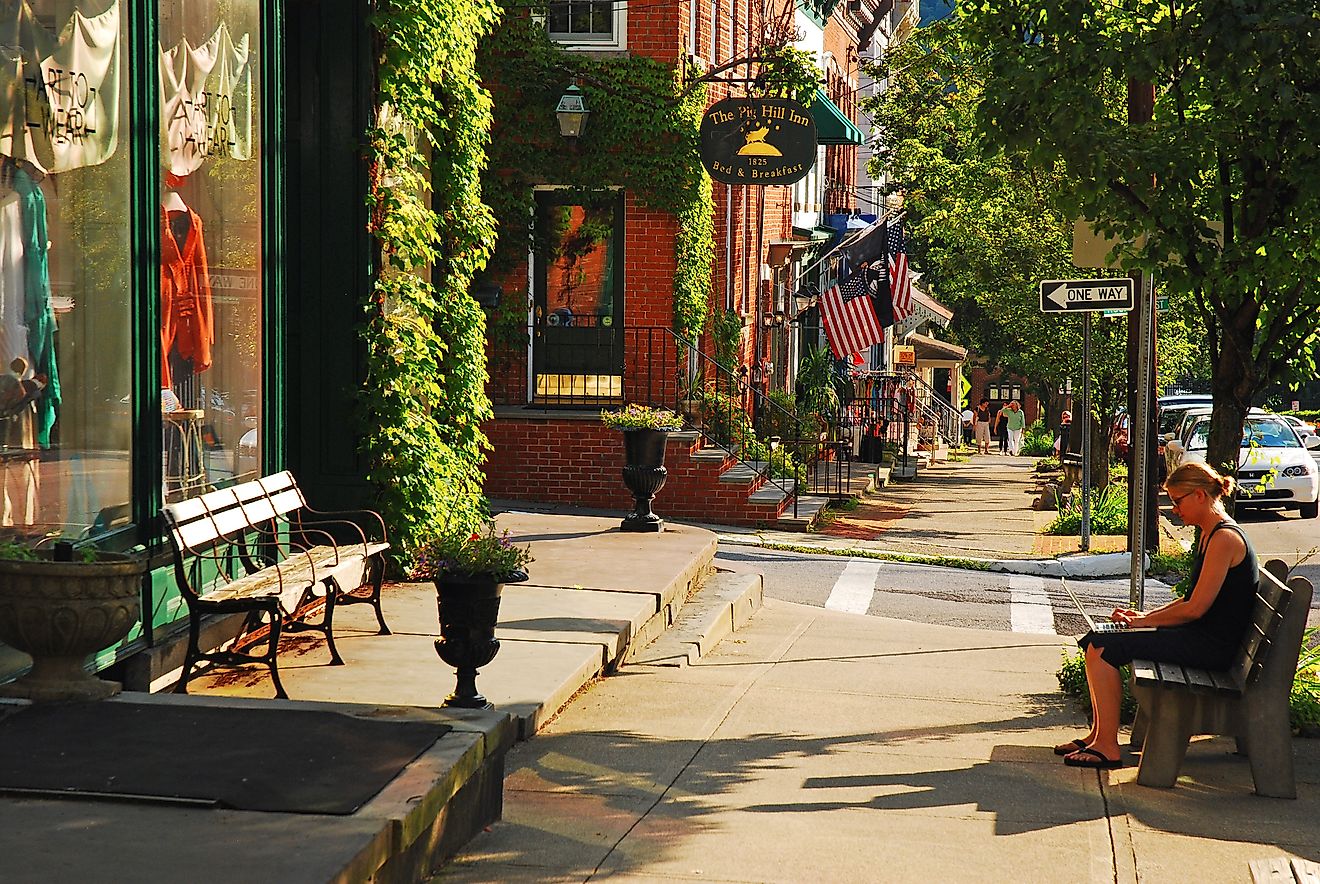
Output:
(433, 569), (529, 709)
(620, 427), (670, 533)
(0, 551), (146, 703)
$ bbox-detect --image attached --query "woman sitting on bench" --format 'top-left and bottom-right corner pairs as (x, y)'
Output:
(1056, 461), (1258, 769)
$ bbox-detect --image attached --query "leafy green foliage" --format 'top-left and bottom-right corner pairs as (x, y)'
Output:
(959, 0), (1320, 475)
(712, 309), (744, 367)
(1046, 483), (1130, 535)
(1020, 420), (1055, 457)
(479, 14), (713, 340)
(864, 14), (1200, 488)
(365, 1), (500, 558)
(1057, 649), (1138, 723)
(1293, 628), (1320, 734)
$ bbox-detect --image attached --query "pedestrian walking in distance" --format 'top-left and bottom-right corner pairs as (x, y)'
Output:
(994, 403), (1009, 454)
(974, 398), (992, 454)
(961, 406), (975, 448)
(1004, 400), (1026, 456)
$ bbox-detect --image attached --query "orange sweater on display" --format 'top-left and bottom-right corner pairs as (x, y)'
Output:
(160, 207), (214, 386)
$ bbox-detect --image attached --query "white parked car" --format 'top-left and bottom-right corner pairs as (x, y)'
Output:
(1178, 415), (1320, 518)
(1164, 407), (1267, 474)
(1279, 415), (1318, 439)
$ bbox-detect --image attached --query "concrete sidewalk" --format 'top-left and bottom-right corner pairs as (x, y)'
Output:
(0, 512), (737, 882)
(441, 599), (1320, 883)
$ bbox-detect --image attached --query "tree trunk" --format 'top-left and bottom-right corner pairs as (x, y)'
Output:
(1207, 323), (1256, 479)
(1089, 408), (1110, 489)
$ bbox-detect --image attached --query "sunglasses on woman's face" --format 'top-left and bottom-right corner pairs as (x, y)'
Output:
(1169, 489), (1199, 508)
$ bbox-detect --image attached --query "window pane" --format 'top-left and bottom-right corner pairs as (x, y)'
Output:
(0, 0), (131, 539)
(548, 3), (569, 32)
(159, 0), (262, 498)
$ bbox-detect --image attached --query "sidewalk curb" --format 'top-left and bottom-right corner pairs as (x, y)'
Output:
(716, 531), (1151, 579)
(631, 569), (764, 667)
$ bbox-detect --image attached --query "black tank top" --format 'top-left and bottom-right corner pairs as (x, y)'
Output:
(1185, 520), (1258, 646)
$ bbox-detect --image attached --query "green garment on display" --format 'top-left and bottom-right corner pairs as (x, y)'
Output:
(14, 167), (60, 447)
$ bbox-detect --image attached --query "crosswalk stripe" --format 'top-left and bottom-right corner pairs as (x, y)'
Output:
(824, 559), (882, 614)
(1009, 574), (1056, 634)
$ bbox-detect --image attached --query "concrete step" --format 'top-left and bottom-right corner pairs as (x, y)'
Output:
(719, 463), (763, 484)
(631, 569), (764, 667)
(747, 479), (794, 505)
(690, 446), (731, 463)
(774, 494), (829, 531)
(668, 430), (701, 446)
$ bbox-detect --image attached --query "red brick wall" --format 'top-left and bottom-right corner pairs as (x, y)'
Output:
(483, 418), (788, 525)
(967, 362), (1043, 425)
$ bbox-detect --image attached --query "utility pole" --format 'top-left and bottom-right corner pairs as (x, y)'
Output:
(1126, 78), (1158, 610)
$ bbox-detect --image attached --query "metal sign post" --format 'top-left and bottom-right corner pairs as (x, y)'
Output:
(1130, 271), (1156, 610)
(1081, 312), (1091, 551)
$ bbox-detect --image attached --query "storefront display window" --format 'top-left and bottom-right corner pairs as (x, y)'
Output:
(0, 0), (132, 538)
(158, 0), (262, 498)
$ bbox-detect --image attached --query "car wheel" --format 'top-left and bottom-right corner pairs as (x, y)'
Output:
(1301, 501), (1319, 519)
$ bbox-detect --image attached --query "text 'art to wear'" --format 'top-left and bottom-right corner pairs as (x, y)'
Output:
(160, 207), (214, 387)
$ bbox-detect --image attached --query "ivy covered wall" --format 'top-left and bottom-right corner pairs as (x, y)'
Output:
(361, 1), (502, 555)
(477, 9), (715, 345)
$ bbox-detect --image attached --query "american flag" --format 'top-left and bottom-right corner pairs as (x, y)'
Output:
(888, 218), (913, 321)
(820, 267), (885, 359)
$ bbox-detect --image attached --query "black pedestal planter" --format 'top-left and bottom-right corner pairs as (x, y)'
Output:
(433, 569), (528, 709)
(620, 427), (670, 532)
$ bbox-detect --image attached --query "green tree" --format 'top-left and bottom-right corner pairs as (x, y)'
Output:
(959, 0), (1320, 476)
(865, 17), (1198, 482)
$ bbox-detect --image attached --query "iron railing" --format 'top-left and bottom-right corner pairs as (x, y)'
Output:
(492, 324), (854, 519)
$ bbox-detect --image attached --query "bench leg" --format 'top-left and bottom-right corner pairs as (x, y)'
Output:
(265, 606), (289, 700)
(1130, 702), (1149, 750)
(1135, 689), (1196, 789)
(322, 583), (345, 666)
(368, 555), (390, 635)
(174, 614), (202, 694)
(1242, 693), (1297, 799)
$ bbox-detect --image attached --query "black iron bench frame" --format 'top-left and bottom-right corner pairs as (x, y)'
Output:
(162, 471), (390, 698)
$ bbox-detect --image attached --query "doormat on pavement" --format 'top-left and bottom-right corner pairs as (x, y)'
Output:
(0, 701), (450, 814)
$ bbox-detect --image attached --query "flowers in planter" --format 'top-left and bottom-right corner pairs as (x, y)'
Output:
(599, 403), (681, 431)
(410, 521), (533, 582)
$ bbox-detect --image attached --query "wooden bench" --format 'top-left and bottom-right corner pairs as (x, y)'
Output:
(162, 471), (390, 698)
(1129, 559), (1313, 798)
(1249, 857), (1320, 884)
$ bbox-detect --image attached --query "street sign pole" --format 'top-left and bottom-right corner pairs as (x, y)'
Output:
(1081, 312), (1091, 552)
(1130, 271), (1156, 610)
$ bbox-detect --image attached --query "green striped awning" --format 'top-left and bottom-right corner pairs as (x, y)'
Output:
(810, 88), (866, 146)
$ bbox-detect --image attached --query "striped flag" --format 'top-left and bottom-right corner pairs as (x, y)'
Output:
(888, 218), (913, 321)
(820, 267), (885, 359)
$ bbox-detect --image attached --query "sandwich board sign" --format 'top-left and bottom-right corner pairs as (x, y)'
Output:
(1039, 278), (1135, 313)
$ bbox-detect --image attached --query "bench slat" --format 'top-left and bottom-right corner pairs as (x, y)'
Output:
(1132, 660), (1159, 686)
(1249, 858), (1296, 884)
(1183, 667), (1216, 692)
(1292, 859), (1320, 884)
(1208, 668), (1242, 694)
(1154, 661), (1189, 687)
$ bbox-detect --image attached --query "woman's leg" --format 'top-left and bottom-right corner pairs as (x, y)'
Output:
(1069, 644), (1123, 761)
(1056, 649), (1099, 753)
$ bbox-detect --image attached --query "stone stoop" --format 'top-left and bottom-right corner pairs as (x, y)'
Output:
(657, 432), (805, 528)
(631, 569), (765, 667)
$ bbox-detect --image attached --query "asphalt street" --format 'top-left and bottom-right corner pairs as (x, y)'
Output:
(715, 545), (1177, 636)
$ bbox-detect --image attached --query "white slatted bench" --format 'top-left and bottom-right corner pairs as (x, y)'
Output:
(1129, 559), (1313, 798)
(162, 472), (390, 698)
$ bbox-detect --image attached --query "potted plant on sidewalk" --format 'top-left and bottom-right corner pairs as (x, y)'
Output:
(601, 404), (681, 533)
(0, 538), (148, 703)
(412, 523), (533, 709)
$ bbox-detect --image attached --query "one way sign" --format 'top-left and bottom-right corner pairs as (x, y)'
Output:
(1039, 278), (1135, 313)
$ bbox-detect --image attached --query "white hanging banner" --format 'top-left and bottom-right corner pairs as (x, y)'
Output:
(160, 22), (253, 176)
(0, 0), (122, 173)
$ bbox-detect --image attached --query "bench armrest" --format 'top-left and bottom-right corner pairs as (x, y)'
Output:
(298, 505), (388, 544)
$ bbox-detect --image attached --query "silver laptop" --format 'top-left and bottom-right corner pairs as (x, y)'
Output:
(1061, 577), (1156, 634)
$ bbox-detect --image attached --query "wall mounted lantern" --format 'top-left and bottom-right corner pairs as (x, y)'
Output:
(556, 84), (590, 140)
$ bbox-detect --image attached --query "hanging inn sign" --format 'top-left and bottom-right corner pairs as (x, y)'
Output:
(699, 97), (817, 186)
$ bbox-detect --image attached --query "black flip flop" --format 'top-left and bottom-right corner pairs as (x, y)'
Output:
(1064, 747), (1124, 769)
(1053, 738), (1088, 757)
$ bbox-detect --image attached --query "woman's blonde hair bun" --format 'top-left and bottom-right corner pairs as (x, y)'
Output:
(1166, 461), (1234, 500)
